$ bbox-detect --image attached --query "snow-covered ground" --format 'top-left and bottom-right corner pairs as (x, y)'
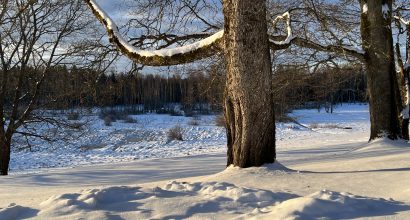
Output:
(9, 103), (369, 173)
(9, 114), (226, 173)
(2, 103), (410, 219)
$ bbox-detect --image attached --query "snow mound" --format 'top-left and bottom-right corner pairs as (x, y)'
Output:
(162, 181), (286, 203)
(218, 161), (296, 177)
(0, 203), (38, 220)
(38, 186), (150, 219)
(34, 181), (297, 219)
(5, 183), (408, 219)
(247, 190), (406, 220)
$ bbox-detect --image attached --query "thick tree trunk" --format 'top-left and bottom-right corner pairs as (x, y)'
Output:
(223, 0), (275, 167)
(0, 132), (10, 175)
(360, 0), (401, 140)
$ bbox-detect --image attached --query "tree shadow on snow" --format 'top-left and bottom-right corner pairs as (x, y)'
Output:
(14, 167), (224, 187)
(301, 167), (410, 174)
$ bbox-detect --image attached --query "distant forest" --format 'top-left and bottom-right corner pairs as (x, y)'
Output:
(2, 63), (366, 116)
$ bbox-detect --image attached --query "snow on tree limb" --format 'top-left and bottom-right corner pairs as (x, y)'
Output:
(84, 0), (223, 66)
(86, 1), (365, 66)
(362, 4), (368, 14)
(270, 12), (294, 45)
(394, 16), (410, 26)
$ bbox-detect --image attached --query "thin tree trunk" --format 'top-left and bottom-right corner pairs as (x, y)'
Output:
(405, 25), (410, 140)
(395, 42), (410, 140)
(360, 0), (401, 140)
(223, 0), (275, 167)
(0, 132), (10, 175)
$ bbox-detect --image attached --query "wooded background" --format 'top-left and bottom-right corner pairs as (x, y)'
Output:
(1, 62), (366, 117)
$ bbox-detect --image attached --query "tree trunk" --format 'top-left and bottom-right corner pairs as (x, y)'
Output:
(395, 42), (410, 140)
(404, 25), (410, 140)
(0, 132), (10, 175)
(223, 0), (276, 167)
(360, 0), (401, 140)
(402, 118), (410, 140)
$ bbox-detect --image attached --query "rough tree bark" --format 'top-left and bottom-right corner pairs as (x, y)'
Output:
(360, 0), (401, 140)
(223, 0), (276, 167)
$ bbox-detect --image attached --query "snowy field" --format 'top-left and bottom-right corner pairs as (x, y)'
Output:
(9, 113), (227, 173)
(1, 103), (410, 219)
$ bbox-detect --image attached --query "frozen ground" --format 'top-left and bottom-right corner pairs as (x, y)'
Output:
(1, 103), (410, 219)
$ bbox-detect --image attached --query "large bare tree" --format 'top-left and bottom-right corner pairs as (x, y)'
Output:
(85, 0), (285, 167)
(0, 0), (106, 175)
(359, 0), (401, 140)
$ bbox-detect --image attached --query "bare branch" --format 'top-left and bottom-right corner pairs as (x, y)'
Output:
(269, 10), (365, 61)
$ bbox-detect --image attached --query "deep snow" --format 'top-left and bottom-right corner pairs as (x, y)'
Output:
(1, 103), (410, 219)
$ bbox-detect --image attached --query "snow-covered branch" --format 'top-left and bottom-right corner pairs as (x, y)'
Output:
(270, 12), (294, 45)
(84, 0), (223, 66)
(394, 16), (410, 26)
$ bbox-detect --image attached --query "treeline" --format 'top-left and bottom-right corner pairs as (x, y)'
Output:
(273, 64), (367, 116)
(2, 65), (225, 115)
(2, 63), (366, 115)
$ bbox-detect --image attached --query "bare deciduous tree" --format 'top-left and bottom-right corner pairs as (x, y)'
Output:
(85, 0), (290, 167)
(0, 0), (106, 175)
